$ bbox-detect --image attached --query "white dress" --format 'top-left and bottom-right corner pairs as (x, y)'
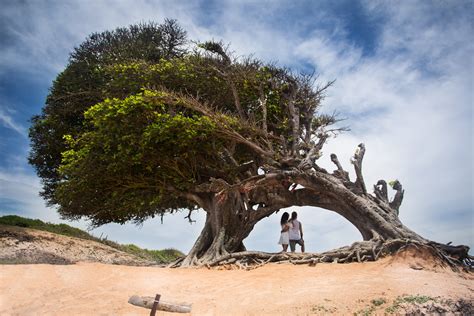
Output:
(278, 223), (292, 245)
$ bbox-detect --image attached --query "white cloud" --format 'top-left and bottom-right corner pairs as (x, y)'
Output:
(0, 108), (27, 136)
(0, 1), (212, 78)
(294, 1), (473, 248)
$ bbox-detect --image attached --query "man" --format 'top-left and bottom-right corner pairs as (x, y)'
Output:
(289, 211), (305, 253)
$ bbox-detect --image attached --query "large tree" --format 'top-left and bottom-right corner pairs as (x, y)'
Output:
(30, 21), (469, 268)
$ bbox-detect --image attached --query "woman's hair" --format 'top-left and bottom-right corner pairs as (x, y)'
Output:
(280, 212), (289, 225)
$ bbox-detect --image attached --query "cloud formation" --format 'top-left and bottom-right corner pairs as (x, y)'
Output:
(0, 107), (26, 136)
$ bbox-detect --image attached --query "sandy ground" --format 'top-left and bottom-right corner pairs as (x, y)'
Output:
(1, 252), (473, 316)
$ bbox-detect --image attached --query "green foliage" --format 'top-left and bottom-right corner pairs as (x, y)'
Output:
(29, 20), (187, 206)
(55, 89), (227, 225)
(385, 295), (436, 314)
(353, 297), (389, 315)
(29, 20), (331, 227)
(0, 215), (93, 240)
(354, 305), (376, 316)
(311, 304), (337, 314)
(370, 298), (387, 306)
(0, 215), (183, 263)
(118, 244), (183, 263)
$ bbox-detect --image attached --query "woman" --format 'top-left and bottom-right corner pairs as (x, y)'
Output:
(278, 212), (292, 252)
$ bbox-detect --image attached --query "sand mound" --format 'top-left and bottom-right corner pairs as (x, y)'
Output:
(0, 225), (154, 266)
(384, 244), (452, 272)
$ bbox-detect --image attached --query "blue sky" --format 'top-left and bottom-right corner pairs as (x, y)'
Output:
(0, 0), (472, 254)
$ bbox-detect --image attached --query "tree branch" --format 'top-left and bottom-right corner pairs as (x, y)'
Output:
(184, 209), (197, 224)
(229, 80), (245, 120)
(156, 90), (275, 163)
(374, 180), (388, 202)
(351, 143), (367, 194)
(286, 84), (300, 154)
(389, 180), (404, 214)
(298, 134), (328, 170)
(258, 86), (268, 136)
(330, 153), (350, 181)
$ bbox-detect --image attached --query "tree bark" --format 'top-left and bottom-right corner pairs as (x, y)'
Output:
(180, 188), (257, 267)
(179, 171), (425, 267)
(176, 144), (468, 267)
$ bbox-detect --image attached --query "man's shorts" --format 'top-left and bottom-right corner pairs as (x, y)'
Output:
(289, 239), (304, 252)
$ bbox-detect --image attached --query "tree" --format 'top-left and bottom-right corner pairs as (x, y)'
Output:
(30, 21), (470, 268)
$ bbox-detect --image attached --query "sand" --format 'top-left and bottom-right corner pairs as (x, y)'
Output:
(1, 253), (473, 315)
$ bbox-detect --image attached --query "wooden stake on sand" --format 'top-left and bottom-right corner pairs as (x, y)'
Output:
(128, 295), (192, 313)
(150, 294), (161, 316)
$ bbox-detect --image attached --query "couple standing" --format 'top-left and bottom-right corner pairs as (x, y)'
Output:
(278, 211), (305, 253)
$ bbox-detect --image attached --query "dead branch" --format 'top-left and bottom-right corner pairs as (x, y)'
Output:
(330, 153), (350, 181)
(374, 180), (388, 202)
(298, 134), (328, 170)
(389, 180), (404, 213)
(351, 143), (367, 194)
(258, 85), (268, 136)
(184, 210), (196, 224)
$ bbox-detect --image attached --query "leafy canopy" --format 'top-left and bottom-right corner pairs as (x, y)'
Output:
(29, 20), (335, 226)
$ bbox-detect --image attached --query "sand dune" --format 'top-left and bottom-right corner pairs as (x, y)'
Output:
(1, 252), (472, 315)
(0, 225), (154, 266)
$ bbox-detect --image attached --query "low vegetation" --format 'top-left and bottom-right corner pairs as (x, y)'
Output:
(0, 215), (183, 263)
(385, 295), (435, 314)
(352, 295), (439, 315)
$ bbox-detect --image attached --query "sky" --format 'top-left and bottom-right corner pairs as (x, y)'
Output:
(0, 0), (472, 254)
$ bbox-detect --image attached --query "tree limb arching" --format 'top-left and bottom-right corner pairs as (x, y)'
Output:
(32, 21), (470, 270)
(176, 143), (468, 269)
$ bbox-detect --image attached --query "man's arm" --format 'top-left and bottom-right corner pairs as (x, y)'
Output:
(300, 222), (303, 240)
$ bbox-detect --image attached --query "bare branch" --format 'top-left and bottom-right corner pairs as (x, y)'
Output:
(374, 180), (388, 202)
(389, 180), (404, 214)
(330, 153), (350, 181)
(298, 134), (328, 170)
(351, 143), (367, 194)
(229, 80), (245, 120)
(285, 82), (300, 154)
(258, 86), (268, 136)
(184, 210), (197, 224)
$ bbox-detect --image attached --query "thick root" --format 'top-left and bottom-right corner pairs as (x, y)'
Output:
(185, 240), (471, 271)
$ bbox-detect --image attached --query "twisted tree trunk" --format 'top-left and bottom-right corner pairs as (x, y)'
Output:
(180, 188), (256, 267)
(176, 144), (469, 268)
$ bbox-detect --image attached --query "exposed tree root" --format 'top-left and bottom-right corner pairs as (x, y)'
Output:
(187, 239), (471, 271)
